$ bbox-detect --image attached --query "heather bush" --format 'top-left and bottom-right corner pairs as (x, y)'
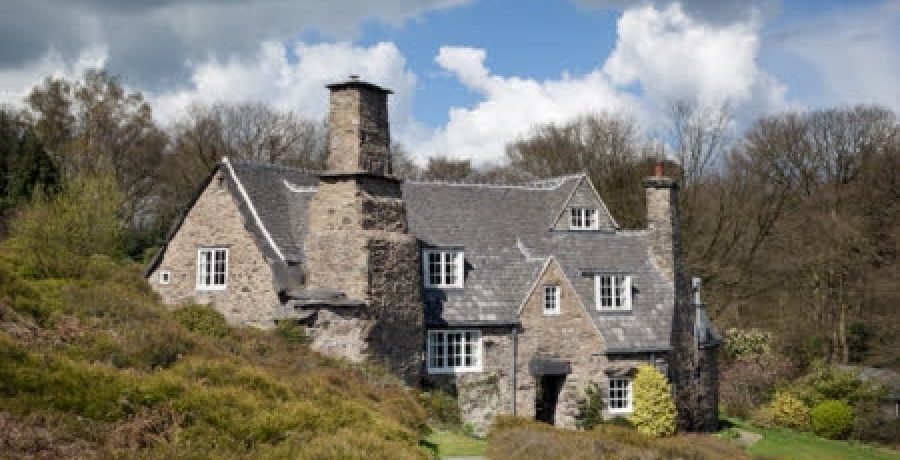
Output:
(487, 416), (749, 460)
(629, 365), (676, 437)
(811, 400), (855, 439)
(173, 304), (229, 339)
(771, 391), (809, 430)
(719, 352), (795, 418)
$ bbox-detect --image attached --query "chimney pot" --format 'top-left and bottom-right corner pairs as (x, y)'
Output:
(655, 161), (665, 178)
(349, 74), (359, 81)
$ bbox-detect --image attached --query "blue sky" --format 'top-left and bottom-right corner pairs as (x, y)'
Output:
(0, 0), (897, 165)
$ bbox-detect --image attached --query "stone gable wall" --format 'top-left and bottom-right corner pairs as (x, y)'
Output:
(148, 169), (279, 328)
(515, 260), (610, 427)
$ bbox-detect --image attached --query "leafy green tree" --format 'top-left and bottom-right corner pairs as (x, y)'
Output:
(629, 365), (677, 437)
(6, 174), (124, 278)
(574, 382), (605, 430)
(0, 109), (60, 215)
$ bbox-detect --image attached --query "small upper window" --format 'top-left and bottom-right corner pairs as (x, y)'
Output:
(543, 285), (560, 315)
(197, 247), (228, 290)
(423, 249), (464, 288)
(159, 270), (171, 285)
(596, 274), (632, 310)
(570, 207), (598, 230)
(608, 377), (633, 414)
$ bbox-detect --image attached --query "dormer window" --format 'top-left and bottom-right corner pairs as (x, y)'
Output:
(595, 274), (632, 310)
(570, 207), (598, 230)
(423, 249), (464, 288)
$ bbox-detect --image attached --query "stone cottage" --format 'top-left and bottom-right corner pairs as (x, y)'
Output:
(145, 77), (721, 433)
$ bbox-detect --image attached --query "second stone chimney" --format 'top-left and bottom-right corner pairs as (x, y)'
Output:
(643, 162), (682, 284)
(325, 76), (393, 175)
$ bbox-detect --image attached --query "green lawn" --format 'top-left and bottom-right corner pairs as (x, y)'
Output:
(727, 418), (900, 460)
(425, 430), (487, 458)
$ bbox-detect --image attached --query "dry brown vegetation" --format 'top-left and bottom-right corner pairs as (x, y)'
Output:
(486, 416), (750, 460)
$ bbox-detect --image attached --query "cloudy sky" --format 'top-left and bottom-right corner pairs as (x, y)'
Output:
(1, 0), (897, 165)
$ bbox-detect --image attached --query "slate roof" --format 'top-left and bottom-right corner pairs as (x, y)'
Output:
(150, 160), (681, 352)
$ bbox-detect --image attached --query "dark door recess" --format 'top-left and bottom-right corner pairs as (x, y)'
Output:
(535, 374), (566, 425)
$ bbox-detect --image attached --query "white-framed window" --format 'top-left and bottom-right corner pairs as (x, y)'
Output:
(595, 274), (632, 310)
(159, 270), (171, 285)
(423, 249), (464, 288)
(570, 207), (598, 230)
(543, 285), (560, 315)
(608, 377), (633, 414)
(197, 247), (228, 290)
(427, 330), (482, 373)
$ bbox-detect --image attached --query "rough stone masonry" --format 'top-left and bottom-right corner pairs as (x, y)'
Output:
(300, 79), (424, 383)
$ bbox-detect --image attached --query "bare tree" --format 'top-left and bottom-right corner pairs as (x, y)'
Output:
(505, 112), (652, 227)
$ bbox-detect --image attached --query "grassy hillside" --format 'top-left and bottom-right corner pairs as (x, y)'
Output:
(0, 254), (430, 459)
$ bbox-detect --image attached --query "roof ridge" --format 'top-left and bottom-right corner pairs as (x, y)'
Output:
(224, 157), (325, 175)
(407, 173), (582, 190)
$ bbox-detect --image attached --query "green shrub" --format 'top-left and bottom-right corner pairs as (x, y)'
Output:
(574, 381), (605, 430)
(419, 389), (461, 428)
(790, 361), (885, 407)
(771, 391), (809, 430)
(173, 304), (229, 339)
(629, 365), (676, 437)
(275, 319), (310, 344)
(811, 399), (854, 439)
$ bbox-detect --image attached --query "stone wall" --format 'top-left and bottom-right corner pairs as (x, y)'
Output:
(424, 328), (514, 435)
(148, 169), (279, 328)
(303, 175), (424, 383)
(515, 259), (610, 427)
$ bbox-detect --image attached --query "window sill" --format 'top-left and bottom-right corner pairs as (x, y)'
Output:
(608, 408), (633, 415)
(196, 286), (227, 291)
(596, 308), (632, 313)
(542, 311), (561, 316)
(427, 367), (483, 375)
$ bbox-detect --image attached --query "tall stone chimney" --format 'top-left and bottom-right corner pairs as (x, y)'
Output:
(643, 162), (720, 432)
(300, 77), (423, 383)
(643, 162), (683, 285)
(325, 76), (393, 175)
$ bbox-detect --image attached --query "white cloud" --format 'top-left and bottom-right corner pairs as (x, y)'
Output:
(603, 3), (786, 116)
(410, 3), (788, 165)
(150, 41), (418, 128)
(0, 45), (108, 107)
(415, 47), (640, 165)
